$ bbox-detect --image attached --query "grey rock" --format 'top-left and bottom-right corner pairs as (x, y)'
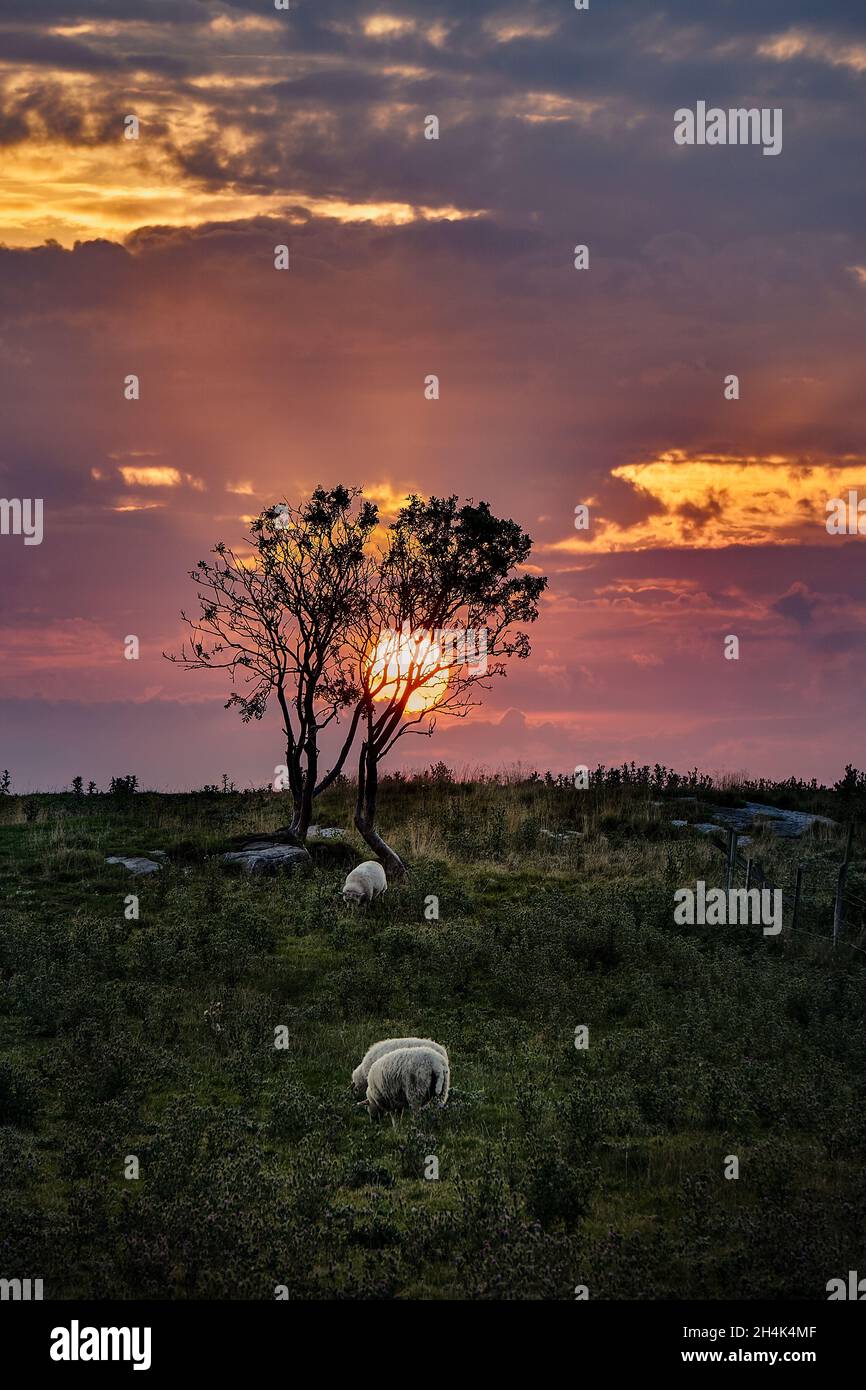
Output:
(668, 802), (833, 842)
(705, 802), (835, 840)
(221, 844), (312, 875)
(106, 855), (162, 876)
(225, 828), (301, 852)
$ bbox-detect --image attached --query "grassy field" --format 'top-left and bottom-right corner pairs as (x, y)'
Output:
(1, 775), (865, 1300)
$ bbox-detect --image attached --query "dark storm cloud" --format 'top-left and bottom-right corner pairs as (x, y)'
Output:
(772, 582), (818, 626)
(0, 0), (203, 19)
(677, 494), (726, 533)
(593, 475), (668, 529)
(0, 83), (129, 146)
(0, 29), (123, 69)
(3, 0), (866, 249)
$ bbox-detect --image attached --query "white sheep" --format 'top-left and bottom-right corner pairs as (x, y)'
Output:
(360, 1045), (450, 1120)
(342, 860), (387, 904)
(351, 1037), (449, 1097)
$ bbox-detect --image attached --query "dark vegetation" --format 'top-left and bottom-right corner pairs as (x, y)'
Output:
(0, 771), (864, 1299)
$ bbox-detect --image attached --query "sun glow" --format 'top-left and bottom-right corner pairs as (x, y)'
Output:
(366, 626), (450, 713)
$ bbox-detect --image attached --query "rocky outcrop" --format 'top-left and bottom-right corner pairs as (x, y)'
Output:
(669, 802), (834, 842)
(221, 841), (312, 875)
(105, 855), (163, 876)
(706, 802), (835, 839)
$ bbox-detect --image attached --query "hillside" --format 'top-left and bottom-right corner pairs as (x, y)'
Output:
(1, 777), (864, 1299)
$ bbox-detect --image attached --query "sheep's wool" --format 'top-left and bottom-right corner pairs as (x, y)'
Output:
(351, 1037), (449, 1096)
(342, 861), (388, 903)
(365, 1045), (450, 1117)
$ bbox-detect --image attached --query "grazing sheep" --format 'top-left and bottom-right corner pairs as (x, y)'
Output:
(351, 1037), (449, 1097)
(361, 1045), (450, 1120)
(342, 860), (387, 905)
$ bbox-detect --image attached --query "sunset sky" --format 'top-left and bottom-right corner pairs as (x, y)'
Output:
(2, 0), (866, 789)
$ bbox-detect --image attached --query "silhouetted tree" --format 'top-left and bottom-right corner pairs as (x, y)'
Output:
(167, 486), (376, 840)
(169, 487), (546, 869)
(346, 495), (547, 877)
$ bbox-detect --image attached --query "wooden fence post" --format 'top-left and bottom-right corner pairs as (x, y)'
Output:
(726, 830), (737, 893)
(833, 863), (847, 947)
(833, 822), (854, 947)
(791, 862), (803, 933)
(745, 858), (752, 892)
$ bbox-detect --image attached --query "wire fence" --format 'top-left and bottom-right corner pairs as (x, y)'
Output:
(709, 821), (866, 956)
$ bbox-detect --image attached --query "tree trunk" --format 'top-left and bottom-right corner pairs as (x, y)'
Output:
(291, 739), (318, 841)
(354, 818), (409, 881)
(354, 739), (409, 881)
(283, 771), (304, 845)
(262, 823), (304, 848)
(278, 707), (305, 842)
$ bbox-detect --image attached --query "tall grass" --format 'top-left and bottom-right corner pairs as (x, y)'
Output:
(0, 777), (864, 1298)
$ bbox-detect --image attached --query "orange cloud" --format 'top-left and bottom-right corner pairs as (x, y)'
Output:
(550, 453), (866, 553)
(117, 466), (204, 490)
(118, 466), (182, 487)
(0, 71), (486, 247)
(758, 29), (866, 74)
